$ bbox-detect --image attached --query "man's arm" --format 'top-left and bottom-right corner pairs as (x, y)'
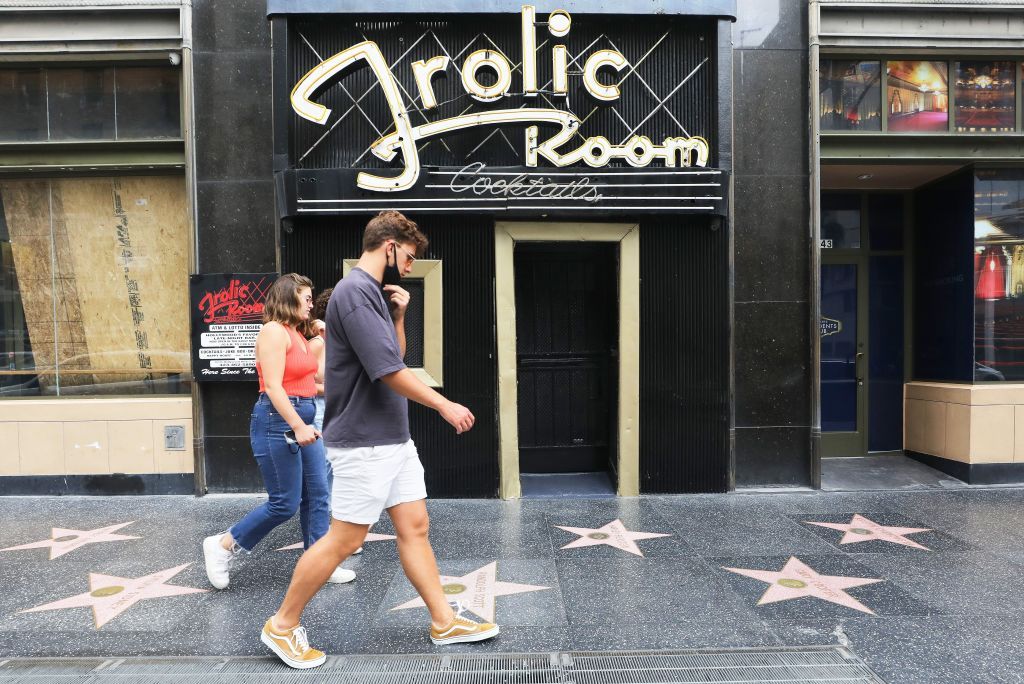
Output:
(383, 285), (409, 358)
(380, 368), (474, 434)
(394, 318), (406, 358)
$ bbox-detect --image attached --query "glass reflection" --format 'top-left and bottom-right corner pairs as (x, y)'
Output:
(886, 61), (949, 132)
(955, 61), (1015, 133)
(821, 193), (861, 249)
(820, 60), (882, 131)
(48, 67), (115, 140)
(0, 70), (46, 142)
(974, 169), (1024, 381)
(115, 67), (182, 139)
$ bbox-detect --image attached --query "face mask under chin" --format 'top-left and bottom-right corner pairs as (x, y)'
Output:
(382, 243), (402, 287)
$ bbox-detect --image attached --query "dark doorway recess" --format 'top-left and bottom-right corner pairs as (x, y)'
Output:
(514, 242), (619, 479)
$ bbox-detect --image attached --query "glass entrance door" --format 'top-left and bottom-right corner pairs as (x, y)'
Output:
(821, 258), (868, 456)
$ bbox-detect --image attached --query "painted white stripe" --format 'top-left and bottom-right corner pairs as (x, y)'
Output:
(299, 196), (722, 203)
(428, 183), (721, 189)
(426, 170), (722, 176)
(298, 205), (718, 212)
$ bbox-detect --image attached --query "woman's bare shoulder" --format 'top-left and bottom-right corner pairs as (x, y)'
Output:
(257, 321), (291, 346)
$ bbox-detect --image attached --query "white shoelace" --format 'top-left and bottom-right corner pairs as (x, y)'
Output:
(290, 626), (311, 654)
(449, 600), (470, 624)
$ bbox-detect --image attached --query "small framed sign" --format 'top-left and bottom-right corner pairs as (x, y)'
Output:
(190, 273), (276, 381)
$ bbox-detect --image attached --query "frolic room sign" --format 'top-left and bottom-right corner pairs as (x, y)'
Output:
(283, 5), (727, 215)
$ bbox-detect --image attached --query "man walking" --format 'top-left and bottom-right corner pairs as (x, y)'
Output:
(261, 211), (499, 669)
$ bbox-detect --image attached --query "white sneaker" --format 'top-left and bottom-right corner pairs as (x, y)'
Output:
(202, 534), (235, 589)
(327, 565), (356, 584)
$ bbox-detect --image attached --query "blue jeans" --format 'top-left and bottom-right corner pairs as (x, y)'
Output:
(229, 394), (330, 552)
(313, 396), (325, 433)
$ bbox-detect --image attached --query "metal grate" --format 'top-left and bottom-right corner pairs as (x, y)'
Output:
(0, 648), (886, 683)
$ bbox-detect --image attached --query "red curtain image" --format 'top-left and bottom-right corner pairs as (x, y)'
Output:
(976, 246), (1006, 300)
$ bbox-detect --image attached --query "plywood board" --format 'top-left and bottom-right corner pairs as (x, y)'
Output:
(1, 177), (189, 392)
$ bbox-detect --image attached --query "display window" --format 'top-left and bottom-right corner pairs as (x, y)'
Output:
(974, 169), (1024, 381)
(954, 61), (1015, 133)
(819, 60), (882, 132)
(886, 61), (949, 132)
(0, 177), (191, 397)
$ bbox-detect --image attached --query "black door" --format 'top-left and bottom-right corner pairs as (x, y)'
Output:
(515, 243), (618, 475)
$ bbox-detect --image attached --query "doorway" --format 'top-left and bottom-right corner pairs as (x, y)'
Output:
(493, 222), (640, 498)
(820, 191), (907, 457)
(514, 243), (618, 481)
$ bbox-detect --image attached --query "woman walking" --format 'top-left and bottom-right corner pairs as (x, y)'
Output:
(202, 274), (355, 588)
(309, 287), (364, 557)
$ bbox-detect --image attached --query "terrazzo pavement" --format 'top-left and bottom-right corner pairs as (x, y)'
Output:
(1, 489), (1024, 682)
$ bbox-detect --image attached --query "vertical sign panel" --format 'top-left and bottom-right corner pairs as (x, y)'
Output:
(190, 273), (275, 381)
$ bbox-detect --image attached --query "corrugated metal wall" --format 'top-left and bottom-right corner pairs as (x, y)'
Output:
(640, 218), (730, 492)
(282, 217), (499, 497)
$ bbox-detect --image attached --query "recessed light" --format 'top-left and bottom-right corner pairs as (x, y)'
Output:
(856, 173), (874, 181)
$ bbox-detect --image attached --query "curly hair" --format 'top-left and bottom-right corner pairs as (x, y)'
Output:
(362, 210), (428, 256)
(312, 287), (333, 322)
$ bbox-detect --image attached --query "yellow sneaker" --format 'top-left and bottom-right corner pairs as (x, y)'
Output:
(430, 603), (499, 645)
(260, 618), (326, 669)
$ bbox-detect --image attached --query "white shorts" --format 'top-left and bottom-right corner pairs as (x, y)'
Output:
(325, 440), (427, 525)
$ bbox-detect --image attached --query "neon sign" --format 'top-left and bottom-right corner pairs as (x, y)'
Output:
(290, 5), (710, 193)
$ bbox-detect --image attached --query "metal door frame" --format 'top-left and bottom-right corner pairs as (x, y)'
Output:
(820, 253), (870, 457)
(494, 222), (640, 499)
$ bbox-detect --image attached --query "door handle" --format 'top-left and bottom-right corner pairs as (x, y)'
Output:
(855, 352), (864, 386)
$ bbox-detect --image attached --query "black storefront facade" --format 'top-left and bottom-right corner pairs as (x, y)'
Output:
(193, 0), (798, 499)
(269, 0), (733, 498)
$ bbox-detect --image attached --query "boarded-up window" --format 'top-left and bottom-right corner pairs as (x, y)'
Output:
(0, 176), (190, 397)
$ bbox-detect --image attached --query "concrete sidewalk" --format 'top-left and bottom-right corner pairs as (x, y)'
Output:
(1, 489), (1023, 683)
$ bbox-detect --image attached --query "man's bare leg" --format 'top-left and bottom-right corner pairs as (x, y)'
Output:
(274, 518), (368, 629)
(388, 499), (455, 629)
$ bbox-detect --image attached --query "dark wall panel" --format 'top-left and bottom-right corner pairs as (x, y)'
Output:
(283, 216), (499, 497)
(194, 0), (278, 492)
(640, 218), (730, 493)
(913, 170), (974, 382)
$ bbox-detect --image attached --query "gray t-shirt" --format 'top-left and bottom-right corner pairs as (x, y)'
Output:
(322, 267), (410, 448)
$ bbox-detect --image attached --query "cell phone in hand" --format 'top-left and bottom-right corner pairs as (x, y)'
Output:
(284, 428), (318, 444)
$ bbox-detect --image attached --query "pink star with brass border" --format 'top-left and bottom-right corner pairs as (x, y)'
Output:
(391, 561), (549, 623)
(555, 519), (671, 556)
(20, 563), (207, 628)
(0, 522), (140, 560)
(723, 556), (883, 615)
(277, 531), (397, 551)
(804, 514), (932, 550)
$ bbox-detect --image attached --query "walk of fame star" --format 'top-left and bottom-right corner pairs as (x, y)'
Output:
(391, 562), (549, 623)
(0, 522), (140, 560)
(277, 531), (397, 551)
(555, 519), (671, 556)
(20, 563), (207, 628)
(804, 514), (932, 550)
(722, 556), (883, 615)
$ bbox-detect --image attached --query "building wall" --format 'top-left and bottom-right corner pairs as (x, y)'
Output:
(0, 2), (195, 496)
(193, 0), (277, 492)
(192, 1), (811, 494)
(732, 0), (813, 486)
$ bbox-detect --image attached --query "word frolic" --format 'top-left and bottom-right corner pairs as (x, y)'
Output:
(290, 5), (710, 192)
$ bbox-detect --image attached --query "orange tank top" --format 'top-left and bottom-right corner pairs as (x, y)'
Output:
(256, 325), (318, 397)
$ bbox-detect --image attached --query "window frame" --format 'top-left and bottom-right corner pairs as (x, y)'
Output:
(819, 55), (1024, 137)
(343, 258), (444, 388)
